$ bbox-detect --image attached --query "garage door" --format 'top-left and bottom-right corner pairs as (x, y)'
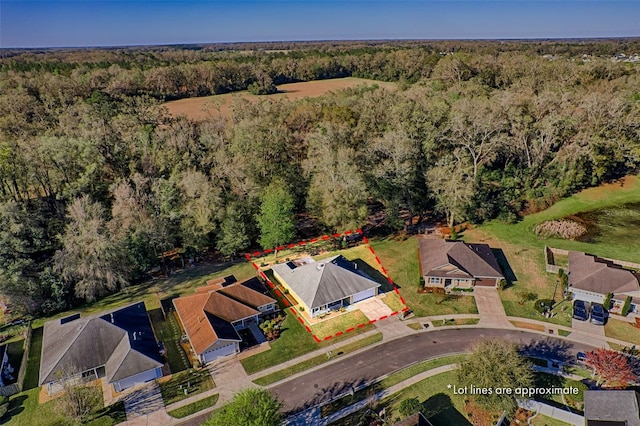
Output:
(353, 288), (376, 303)
(203, 343), (237, 363)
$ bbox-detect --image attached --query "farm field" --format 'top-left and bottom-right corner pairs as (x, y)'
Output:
(163, 77), (396, 120)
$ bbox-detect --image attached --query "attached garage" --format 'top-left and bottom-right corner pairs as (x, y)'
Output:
(113, 367), (163, 393)
(201, 341), (238, 364)
(352, 287), (377, 303)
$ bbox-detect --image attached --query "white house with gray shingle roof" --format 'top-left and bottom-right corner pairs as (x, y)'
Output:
(272, 255), (380, 318)
(39, 302), (163, 395)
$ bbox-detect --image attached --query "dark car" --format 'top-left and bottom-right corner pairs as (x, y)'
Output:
(572, 300), (589, 321)
(590, 303), (606, 325)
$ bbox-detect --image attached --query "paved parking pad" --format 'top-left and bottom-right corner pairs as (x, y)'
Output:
(357, 297), (393, 321)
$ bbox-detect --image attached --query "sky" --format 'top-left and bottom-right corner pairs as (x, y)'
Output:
(1, 1), (639, 48)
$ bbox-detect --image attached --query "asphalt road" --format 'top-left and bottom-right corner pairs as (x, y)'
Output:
(178, 328), (597, 424)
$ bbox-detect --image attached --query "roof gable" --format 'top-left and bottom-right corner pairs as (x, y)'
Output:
(419, 238), (503, 280)
(40, 302), (161, 386)
(273, 255), (381, 309)
(569, 251), (640, 295)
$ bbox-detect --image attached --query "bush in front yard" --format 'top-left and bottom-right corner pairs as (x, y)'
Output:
(534, 299), (554, 314)
(621, 296), (632, 316)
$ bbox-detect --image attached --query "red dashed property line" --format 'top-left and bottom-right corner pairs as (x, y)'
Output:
(243, 229), (412, 343)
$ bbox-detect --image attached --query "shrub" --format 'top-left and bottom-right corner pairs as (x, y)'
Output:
(534, 299), (554, 314)
(621, 296), (632, 316)
(419, 276), (425, 287)
(399, 397), (422, 417)
(533, 220), (587, 240)
(498, 279), (507, 290)
(603, 293), (613, 310)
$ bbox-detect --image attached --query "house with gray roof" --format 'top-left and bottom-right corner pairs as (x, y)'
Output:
(272, 255), (380, 318)
(39, 301), (163, 395)
(568, 251), (640, 312)
(584, 390), (640, 426)
(418, 238), (504, 291)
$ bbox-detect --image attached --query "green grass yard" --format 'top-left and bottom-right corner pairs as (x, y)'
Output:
(253, 333), (383, 386)
(159, 369), (215, 406)
(167, 394), (219, 419)
(605, 318), (640, 344)
(22, 325), (43, 391)
(148, 308), (190, 373)
(311, 310), (374, 339)
(476, 175), (640, 263)
(5, 387), (126, 426)
(240, 313), (375, 375)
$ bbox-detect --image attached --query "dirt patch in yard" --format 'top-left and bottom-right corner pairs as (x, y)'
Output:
(163, 77), (396, 121)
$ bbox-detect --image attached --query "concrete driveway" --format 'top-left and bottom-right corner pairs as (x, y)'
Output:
(474, 287), (512, 328)
(570, 318), (609, 348)
(357, 297), (392, 321)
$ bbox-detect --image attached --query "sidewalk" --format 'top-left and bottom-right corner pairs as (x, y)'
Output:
(284, 365), (459, 426)
(249, 317), (415, 386)
(519, 399), (584, 425)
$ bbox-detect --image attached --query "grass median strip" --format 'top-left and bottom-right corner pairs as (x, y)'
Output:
(320, 354), (467, 418)
(168, 394), (219, 419)
(253, 333), (383, 386)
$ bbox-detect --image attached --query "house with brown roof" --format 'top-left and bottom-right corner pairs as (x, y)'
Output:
(39, 302), (163, 395)
(568, 251), (640, 312)
(418, 238), (504, 291)
(173, 276), (276, 364)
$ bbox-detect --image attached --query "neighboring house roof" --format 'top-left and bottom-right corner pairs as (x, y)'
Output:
(198, 275), (238, 293)
(39, 302), (162, 386)
(271, 255), (381, 310)
(568, 251), (640, 295)
(218, 278), (276, 309)
(418, 238), (504, 280)
(584, 390), (640, 426)
(173, 277), (274, 355)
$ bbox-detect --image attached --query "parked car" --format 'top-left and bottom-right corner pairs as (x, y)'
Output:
(572, 300), (589, 321)
(576, 351), (587, 363)
(590, 303), (606, 325)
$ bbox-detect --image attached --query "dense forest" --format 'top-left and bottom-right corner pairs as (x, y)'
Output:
(0, 40), (638, 316)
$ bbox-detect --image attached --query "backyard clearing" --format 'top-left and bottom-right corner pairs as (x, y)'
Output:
(163, 77), (396, 121)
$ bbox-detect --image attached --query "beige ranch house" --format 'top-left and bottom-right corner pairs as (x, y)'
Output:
(418, 238), (504, 291)
(568, 251), (640, 313)
(272, 255), (380, 318)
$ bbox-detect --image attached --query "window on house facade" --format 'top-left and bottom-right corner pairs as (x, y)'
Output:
(428, 277), (441, 284)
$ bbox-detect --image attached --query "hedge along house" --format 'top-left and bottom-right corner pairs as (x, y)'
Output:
(568, 251), (640, 312)
(271, 255), (380, 318)
(39, 302), (164, 395)
(173, 276), (276, 365)
(418, 238), (504, 291)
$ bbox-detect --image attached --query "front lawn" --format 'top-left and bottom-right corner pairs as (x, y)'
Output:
(311, 310), (374, 339)
(5, 388), (65, 426)
(253, 333), (383, 386)
(167, 394), (219, 419)
(159, 369), (215, 406)
(240, 312), (375, 375)
(605, 318), (640, 344)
